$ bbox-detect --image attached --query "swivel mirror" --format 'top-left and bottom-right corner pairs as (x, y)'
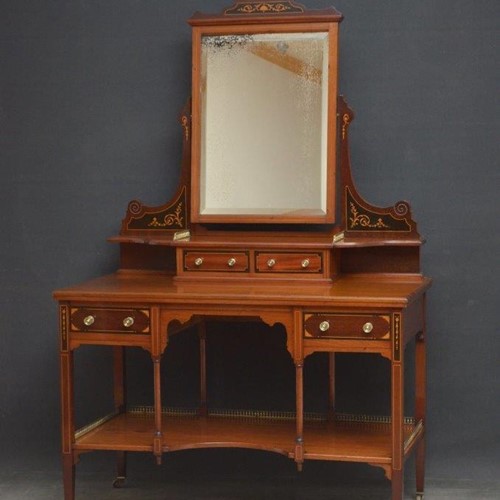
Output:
(189, 8), (340, 224)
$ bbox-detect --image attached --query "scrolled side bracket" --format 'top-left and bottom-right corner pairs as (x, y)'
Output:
(338, 96), (420, 239)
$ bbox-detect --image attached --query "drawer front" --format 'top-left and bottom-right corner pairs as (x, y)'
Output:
(304, 313), (390, 340)
(184, 252), (249, 272)
(70, 307), (150, 334)
(256, 252), (322, 273)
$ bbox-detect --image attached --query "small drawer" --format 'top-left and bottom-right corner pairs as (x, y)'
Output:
(184, 251), (249, 272)
(304, 313), (390, 340)
(70, 307), (150, 334)
(256, 252), (322, 273)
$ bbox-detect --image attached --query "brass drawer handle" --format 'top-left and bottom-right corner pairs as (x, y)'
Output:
(83, 315), (95, 326)
(319, 320), (330, 332)
(301, 258), (310, 268)
(227, 258), (236, 267)
(267, 258), (276, 268)
(194, 257), (204, 267)
(362, 322), (374, 334)
(123, 316), (135, 328)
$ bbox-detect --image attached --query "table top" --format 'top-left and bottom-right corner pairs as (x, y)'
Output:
(54, 271), (431, 309)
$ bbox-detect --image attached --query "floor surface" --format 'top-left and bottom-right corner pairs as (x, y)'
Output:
(0, 449), (498, 499)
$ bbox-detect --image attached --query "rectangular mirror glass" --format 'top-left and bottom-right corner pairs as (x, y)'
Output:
(191, 26), (337, 224)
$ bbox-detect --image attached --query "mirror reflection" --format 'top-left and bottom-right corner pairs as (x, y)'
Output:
(200, 32), (329, 217)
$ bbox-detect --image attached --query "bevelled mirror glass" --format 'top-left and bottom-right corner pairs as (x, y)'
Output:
(190, 22), (339, 224)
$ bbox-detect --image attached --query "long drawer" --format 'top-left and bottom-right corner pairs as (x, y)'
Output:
(70, 307), (150, 334)
(304, 313), (391, 340)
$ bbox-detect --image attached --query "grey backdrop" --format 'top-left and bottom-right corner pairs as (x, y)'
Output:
(1, 0), (499, 491)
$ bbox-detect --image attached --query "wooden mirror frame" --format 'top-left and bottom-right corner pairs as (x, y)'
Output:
(189, 2), (343, 225)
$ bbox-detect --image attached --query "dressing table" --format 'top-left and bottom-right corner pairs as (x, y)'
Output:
(54, 2), (431, 499)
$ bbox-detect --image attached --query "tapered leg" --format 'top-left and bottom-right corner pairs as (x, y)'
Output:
(150, 307), (163, 465)
(113, 451), (127, 488)
(295, 360), (304, 471)
(113, 346), (126, 413)
(198, 321), (208, 417)
(415, 438), (425, 498)
(60, 304), (76, 500)
(415, 323), (427, 497)
(391, 360), (404, 500)
(61, 351), (75, 500)
(112, 347), (128, 486)
(62, 453), (75, 500)
(327, 352), (336, 420)
(391, 469), (404, 500)
(153, 354), (163, 465)
(391, 313), (404, 500)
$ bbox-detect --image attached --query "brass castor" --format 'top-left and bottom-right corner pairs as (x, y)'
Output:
(112, 476), (127, 488)
(416, 493), (424, 500)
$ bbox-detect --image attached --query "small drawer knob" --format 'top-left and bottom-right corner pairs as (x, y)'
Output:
(83, 315), (95, 326)
(123, 316), (135, 328)
(362, 322), (374, 334)
(319, 320), (330, 332)
(194, 257), (204, 267)
(267, 258), (276, 268)
(227, 257), (236, 267)
(301, 259), (310, 268)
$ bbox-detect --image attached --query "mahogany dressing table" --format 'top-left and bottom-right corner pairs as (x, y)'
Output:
(54, 2), (431, 499)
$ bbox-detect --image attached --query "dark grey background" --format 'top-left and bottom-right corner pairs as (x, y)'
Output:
(1, 0), (499, 495)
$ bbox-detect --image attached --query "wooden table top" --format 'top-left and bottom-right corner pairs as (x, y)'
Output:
(54, 271), (431, 309)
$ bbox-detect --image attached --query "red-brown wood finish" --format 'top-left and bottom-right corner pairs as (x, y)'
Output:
(54, 3), (430, 500)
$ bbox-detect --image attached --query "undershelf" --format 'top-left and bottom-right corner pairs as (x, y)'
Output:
(74, 407), (423, 465)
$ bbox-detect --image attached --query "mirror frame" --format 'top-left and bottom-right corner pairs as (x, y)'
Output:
(189, 3), (342, 225)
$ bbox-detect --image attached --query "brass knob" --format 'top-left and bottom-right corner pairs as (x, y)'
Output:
(123, 316), (135, 328)
(319, 320), (330, 332)
(194, 257), (204, 267)
(83, 315), (95, 326)
(362, 322), (374, 334)
(267, 258), (276, 268)
(301, 259), (310, 268)
(227, 258), (236, 267)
